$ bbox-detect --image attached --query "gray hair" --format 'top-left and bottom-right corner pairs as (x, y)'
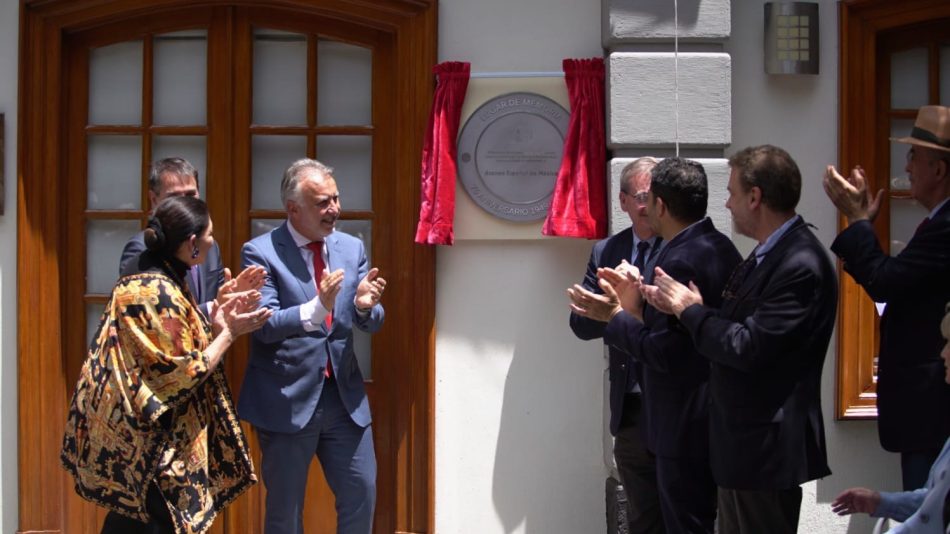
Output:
(620, 157), (658, 193)
(281, 158), (335, 206)
(148, 157), (199, 195)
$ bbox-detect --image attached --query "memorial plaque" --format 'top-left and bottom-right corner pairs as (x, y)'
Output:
(457, 92), (569, 221)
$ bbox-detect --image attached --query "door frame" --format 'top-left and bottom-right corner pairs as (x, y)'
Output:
(17, 1), (436, 532)
(836, 0), (950, 419)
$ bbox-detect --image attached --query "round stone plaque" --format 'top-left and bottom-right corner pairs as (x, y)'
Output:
(457, 92), (569, 221)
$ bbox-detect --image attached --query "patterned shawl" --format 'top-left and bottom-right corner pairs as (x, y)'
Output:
(61, 272), (255, 533)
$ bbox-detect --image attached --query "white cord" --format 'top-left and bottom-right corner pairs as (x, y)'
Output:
(673, 0), (680, 157)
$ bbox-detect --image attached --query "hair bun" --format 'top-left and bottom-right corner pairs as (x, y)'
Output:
(143, 217), (166, 251)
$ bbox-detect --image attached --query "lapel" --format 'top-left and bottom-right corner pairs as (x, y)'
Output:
(607, 227), (634, 267)
(274, 222), (317, 302)
(325, 231), (343, 274)
(733, 217), (808, 302)
(186, 264), (201, 302)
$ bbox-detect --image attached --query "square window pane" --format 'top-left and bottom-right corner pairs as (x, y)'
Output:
(252, 135), (308, 210)
(154, 30), (207, 126)
(777, 39), (788, 50)
(87, 219), (142, 294)
(89, 40), (142, 125)
(890, 118), (916, 190)
(88, 135), (142, 210)
(253, 29), (307, 125)
(891, 47), (929, 109)
(317, 40), (373, 126)
(152, 136), (208, 199)
(87, 302), (107, 349)
(316, 136), (372, 210)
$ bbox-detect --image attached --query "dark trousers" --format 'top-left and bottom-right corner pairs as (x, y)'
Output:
(614, 393), (666, 534)
(655, 454), (716, 534)
(901, 447), (941, 491)
(717, 486), (802, 534)
(100, 483), (174, 534)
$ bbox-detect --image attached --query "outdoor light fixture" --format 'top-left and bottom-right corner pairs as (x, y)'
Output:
(764, 2), (819, 75)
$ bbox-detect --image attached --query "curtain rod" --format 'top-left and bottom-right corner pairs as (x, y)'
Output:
(469, 71), (564, 79)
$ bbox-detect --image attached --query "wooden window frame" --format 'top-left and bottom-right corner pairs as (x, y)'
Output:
(836, 0), (950, 419)
(17, 1), (436, 532)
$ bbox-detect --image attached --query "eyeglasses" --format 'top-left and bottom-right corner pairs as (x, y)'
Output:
(622, 190), (650, 204)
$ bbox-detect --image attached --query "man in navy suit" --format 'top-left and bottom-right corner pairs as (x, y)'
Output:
(568, 158), (665, 534)
(120, 157), (224, 315)
(824, 105), (950, 490)
(573, 158), (741, 533)
(240, 158), (386, 534)
(645, 146), (836, 534)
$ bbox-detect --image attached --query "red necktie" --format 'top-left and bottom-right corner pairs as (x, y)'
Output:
(306, 241), (332, 377)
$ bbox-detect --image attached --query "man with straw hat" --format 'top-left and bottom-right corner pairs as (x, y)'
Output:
(823, 105), (950, 491)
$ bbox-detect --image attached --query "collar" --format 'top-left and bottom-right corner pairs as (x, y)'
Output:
(666, 217), (709, 246)
(287, 219), (333, 249)
(755, 214), (801, 264)
(928, 197), (950, 219)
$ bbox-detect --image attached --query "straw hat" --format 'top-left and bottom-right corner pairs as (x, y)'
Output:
(891, 105), (950, 153)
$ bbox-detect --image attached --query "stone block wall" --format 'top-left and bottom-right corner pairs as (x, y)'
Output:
(604, 0), (733, 235)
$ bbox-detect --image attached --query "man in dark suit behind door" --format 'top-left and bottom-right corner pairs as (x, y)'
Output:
(824, 105), (950, 490)
(644, 146), (837, 534)
(568, 157), (666, 534)
(120, 157), (224, 316)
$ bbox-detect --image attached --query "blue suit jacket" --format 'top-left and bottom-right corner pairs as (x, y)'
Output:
(238, 223), (384, 433)
(570, 227), (644, 436)
(605, 218), (740, 458)
(832, 200), (950, 453)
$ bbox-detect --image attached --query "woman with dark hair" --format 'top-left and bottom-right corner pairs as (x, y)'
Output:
(61, 195), (272, 534)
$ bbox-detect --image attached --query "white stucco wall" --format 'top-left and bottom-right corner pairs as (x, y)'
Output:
(0, 1), (17, 533)
(436, 0), (605, 532)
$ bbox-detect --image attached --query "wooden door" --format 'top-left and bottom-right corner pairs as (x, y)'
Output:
(18, 2), (436, 533)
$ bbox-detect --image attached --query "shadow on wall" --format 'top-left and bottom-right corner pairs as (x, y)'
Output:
(486, 240), (605, 534)
(611, 0), (701, 29)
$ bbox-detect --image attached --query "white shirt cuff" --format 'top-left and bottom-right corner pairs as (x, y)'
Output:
(300, 296), (331, 332)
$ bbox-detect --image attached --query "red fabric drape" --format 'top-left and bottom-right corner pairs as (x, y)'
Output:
(542, 58), (607, 239)
(415, 61), (471, 245)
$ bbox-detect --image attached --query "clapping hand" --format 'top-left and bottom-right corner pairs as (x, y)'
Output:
(355, 268), (386, 311)
(319, 269), (345, 311)
(822, 164), (884, 224)
(216, 266), (267, 309)
(640, 267), (702, 318)
(568, 279), (622, 323)
(597, 260), (644, 320)
(212, 289), (272, 340)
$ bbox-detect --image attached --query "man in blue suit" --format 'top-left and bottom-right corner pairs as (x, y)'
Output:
(568, 157), (666, 534)
(120, 157), (224, 316)
(240, 158), (386, 534)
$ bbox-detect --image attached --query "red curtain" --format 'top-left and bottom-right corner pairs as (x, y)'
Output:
(414, 61), (471, 245)
(542, 58), (607, 239)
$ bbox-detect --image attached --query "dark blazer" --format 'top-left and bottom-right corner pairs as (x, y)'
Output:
(120, 231), (224, 314)
(831, 200), (950, 453)
(570, 227), (639, 436)
(679, 217), (836, 490)
(238, 223), (384, 433)
(605, 218), (740, 458)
